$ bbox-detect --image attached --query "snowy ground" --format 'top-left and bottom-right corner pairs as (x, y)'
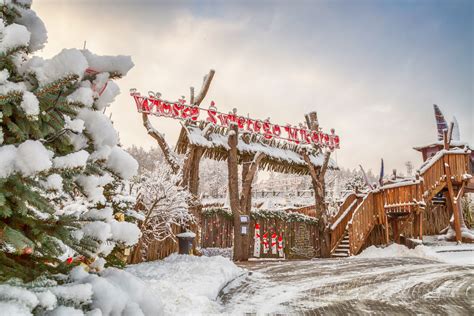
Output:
(126, 254), (242, 315)
(0, 254), (241, 316)
(219, 242), (473, 314)
(220, 258), (473, 314)
(3, 242), (472, 315)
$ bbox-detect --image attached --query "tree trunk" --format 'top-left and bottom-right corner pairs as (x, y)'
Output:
(186, 146), (205, 247)
(227, 124), (243, 260)
(238, 153), (265, 261)
(303, 112), (332, 258)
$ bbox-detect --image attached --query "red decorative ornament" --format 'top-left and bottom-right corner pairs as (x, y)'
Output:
(66, 257), (73, 264)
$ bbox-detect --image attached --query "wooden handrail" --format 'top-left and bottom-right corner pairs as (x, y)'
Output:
(329, 194), (360, 252)
(348, 192), (380, 255)
(330, 151), (470, 256)
(330, 193), (358, 224)
(420, 152), (470, 200)
(381, 182), (423, 213)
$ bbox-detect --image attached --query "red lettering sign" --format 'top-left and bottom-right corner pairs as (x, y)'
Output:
(130, 92), (340, 150)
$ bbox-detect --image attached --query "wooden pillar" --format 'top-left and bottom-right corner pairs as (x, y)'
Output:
(442, 129), (462, 242)
(302, 111), (332, 258)
(227, 123), (244, 261)
(444, 159), (462, 242)
(384, 215), (390, 244)
(186, 146), (205, 247)
(392, 218), (399, 244)
(418, 211), (423, 240)
(239, 153), (265, 260)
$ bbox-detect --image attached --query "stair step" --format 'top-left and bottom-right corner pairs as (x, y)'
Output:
(332, 253), (349, 258)
(337, 246), (350, 251)
(335, 249), (349, 254)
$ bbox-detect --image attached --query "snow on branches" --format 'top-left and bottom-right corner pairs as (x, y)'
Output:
(133, 164), (194, 261)
(0, 0), (139, 282)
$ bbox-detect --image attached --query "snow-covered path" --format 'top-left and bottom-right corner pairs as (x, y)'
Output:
(220, 258), (474, 314)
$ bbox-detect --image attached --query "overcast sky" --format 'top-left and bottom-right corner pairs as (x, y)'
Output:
(34, 0), (473, 174)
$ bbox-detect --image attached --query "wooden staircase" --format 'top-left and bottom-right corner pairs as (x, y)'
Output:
(331, 231), (349, 258)
(329, 149), (471, 257)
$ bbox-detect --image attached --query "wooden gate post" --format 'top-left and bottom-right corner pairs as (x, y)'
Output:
(227, 123), (265, 261)
(227, 123), (244, 260)
(302, 111), (332, 257)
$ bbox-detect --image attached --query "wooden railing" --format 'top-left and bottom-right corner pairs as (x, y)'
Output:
(420, 151), (470, 200)
(348, 192), (380, 255)
(382, 182), (423, 214)
(444, 152), (470, 183)
(330, 151), (471, 257)
(290, 205), (317, 217)
(420, 154), (446, 199)
(329, 195), (359, 252)
(330, 193), (358, 224)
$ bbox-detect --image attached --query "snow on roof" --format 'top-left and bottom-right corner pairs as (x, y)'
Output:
(381, 179), (421, 190)
(177, 125), (337, 175)
(418, 148), (470, 174)
(413, 140), (470, 151)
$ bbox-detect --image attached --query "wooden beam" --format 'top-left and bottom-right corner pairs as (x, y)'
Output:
(392, 218), (399, 244)
(418, 211), (423, 240)
(443, 129), (449, 150)
(194, 69), (215, 106)
(142, 113), (180, 174)
(443, 158), (462, 242)
(190, 86), (195, 105)
(384, 215), (390, 244)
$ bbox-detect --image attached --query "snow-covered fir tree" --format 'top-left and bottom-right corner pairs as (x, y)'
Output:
(342, 173), (368, 192)
(0, 0), (140, 282)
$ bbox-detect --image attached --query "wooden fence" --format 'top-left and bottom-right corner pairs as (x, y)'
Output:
(200, 213), (321, 259)
(201, 214), (233, 248)
(128, 223), (181, 264)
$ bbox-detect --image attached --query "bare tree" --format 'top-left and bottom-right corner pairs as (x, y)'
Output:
(131, 164), (194, 261)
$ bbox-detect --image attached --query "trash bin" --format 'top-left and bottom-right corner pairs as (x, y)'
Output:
(176, 232), (196, 255)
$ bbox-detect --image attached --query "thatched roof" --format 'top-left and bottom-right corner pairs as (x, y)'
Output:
(176, 122), (338, 175)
